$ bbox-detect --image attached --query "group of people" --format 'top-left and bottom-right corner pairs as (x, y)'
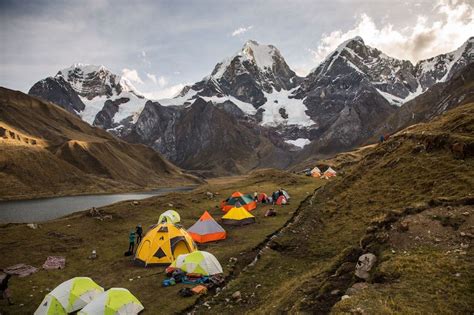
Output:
(126, 224), (143, 255)
(253, 188), (287, 206)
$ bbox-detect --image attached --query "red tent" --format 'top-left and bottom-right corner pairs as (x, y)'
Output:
(276, 195), (287, 205)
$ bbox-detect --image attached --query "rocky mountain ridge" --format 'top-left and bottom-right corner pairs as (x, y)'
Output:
(29, 64), (147, 131)
(26, 37), (474, 174)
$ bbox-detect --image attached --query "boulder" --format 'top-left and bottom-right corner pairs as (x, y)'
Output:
(232, 291), (241, 300)
(346, 282), (369, 295)
(26, 223), (38, 229)
(355, 253), (377, 280)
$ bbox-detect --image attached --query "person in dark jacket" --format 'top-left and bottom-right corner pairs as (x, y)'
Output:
(128, 230), (136, 254)
(0, 274), (13, 305)
(136, 224), (143, 245)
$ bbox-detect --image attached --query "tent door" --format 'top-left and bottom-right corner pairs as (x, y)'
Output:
(173, 241), (189, 258)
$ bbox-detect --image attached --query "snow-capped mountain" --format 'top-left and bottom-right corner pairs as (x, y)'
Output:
(29, 64), (147, 130)
(416, 37), (474, 90)
(291, 36), (473, 155)
(27, 37), (473, 174)
(299, 36), (473, 107)
(159, 40), (313, 128)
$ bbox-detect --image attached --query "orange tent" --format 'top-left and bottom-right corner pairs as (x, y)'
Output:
(322, 167), (337, 179)
(221, 192), (257, 212)
(311, 167), (322, 178)
(187, 211), (227, 243)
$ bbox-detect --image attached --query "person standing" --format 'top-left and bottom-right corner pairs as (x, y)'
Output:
(0, 274), (13, 306)
(128, 230), (136, 254)
(136, 224), (143, 245)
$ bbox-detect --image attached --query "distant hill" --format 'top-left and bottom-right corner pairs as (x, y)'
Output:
(0, 87), (200, 200)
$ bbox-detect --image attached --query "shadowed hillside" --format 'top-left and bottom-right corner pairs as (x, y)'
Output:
(0, 87), (201, 200)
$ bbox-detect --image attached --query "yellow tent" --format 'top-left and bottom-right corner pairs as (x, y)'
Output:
(134, 223), (197, 266)
(222, 206), (255, 226)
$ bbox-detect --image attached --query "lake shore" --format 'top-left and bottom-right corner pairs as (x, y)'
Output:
(0, 186), (197, 223)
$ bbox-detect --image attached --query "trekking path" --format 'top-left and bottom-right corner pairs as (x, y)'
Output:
(0, 169), (323, 314)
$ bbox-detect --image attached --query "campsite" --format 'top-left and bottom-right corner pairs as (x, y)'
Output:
(1, 1), (473, 313)
(0, 170), (321, 314)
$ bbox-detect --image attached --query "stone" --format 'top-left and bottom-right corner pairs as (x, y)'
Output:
(133, 201), (139, 206)
(229, 257), (238, 264)
(399, 221), (409, 232)
(26, 223), (38, 230)
(341, 295), (351, 300)
(346, 282), (369, 295)
(330, 289), (340, 295)
(355, 253), (377, 280)
(232, 291), (241, 300)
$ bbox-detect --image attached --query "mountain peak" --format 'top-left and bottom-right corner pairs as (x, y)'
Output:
(210, 40), (283, 79)
(240, 40), (279, 70)
(57, 63), (110, 78)
(336, 36), (366, 51)
(243, 39), (260, 47)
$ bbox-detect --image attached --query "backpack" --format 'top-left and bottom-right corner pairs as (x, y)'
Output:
(178, 287), (194, 297)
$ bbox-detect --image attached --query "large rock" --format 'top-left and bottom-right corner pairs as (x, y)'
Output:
(355, 253), (377, 280)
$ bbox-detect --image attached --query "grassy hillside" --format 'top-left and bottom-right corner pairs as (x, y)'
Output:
(194, 103), (474, 314)
(0, 100), (472, 314)
(0, 169), (320, 314)
(0, 87), (200, 200)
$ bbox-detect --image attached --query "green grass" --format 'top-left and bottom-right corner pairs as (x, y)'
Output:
(333, 248), (474, 314)
(0, 169), (322, 314)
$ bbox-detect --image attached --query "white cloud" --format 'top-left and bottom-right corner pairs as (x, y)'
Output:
(146, 73), (157, 84)
(231, 25), (253, 37)
(293, 66), (311, 77)
(310, 0), (473, 64)
(157, 76), (167, 87)
(146, 73), (168, 87)
(121, 68), (143, 84)
(142, 83), (188, 100)
(141, 50), (146, 57)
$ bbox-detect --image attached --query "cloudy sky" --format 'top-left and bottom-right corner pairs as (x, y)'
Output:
(0, 0), (472, 99)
